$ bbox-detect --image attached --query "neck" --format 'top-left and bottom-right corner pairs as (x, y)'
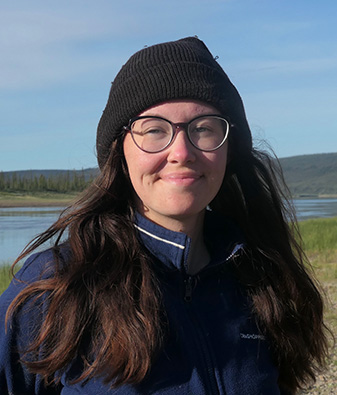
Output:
(140, 208), (205, 237)
(187, 230), (210, 275)
(140, 209), (210, 275)
(168, 214), (210, 275)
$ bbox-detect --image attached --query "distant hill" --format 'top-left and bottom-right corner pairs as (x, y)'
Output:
(1, 152), (337, 197)
(279, 153), (337, 197)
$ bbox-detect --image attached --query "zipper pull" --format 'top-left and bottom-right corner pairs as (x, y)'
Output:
(184, 276), (194, 302)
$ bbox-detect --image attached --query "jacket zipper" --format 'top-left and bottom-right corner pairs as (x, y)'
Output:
(181, 249), (244, 393)
(183, 275), (220, 394)
(184, 275), (195, 302)
(183, 243), (244, 303)
(194, 320), (220, 395)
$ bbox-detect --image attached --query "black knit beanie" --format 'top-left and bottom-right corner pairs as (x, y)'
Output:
(96, 36), (251, 168)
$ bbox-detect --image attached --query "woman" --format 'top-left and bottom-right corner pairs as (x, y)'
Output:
(0, 37), (329, 394)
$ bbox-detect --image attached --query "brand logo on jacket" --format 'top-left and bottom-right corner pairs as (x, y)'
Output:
(240, 333), (266, 341)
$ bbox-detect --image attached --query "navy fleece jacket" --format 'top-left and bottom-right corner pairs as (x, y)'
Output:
(0, 212), (283, 394)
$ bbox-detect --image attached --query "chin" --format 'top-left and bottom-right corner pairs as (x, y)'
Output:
(161, 207), (206, 220)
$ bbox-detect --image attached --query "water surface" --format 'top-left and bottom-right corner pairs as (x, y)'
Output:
(294, 199), (337, 220)
(0, 207), (65, 265)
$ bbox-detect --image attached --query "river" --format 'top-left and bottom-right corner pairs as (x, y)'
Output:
(1, 199), (337, 265)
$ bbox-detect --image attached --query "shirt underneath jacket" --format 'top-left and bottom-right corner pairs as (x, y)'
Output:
(0, 211), (284, 394)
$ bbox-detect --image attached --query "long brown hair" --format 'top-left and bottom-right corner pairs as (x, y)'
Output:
(7, 139), (163, 387)
(212, 126), (331, 392)
(7, 125), (330, 392)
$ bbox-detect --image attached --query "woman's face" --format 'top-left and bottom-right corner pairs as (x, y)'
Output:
(123, 100), (228, 228)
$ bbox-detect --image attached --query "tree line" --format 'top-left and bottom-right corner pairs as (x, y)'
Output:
(0, 171), (94, 193)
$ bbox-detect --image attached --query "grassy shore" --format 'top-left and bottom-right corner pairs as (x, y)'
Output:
(2, 191), (337, 208)
(0, 191), (78, 207)
(0, 216), (336, 393)
(0, 263), (20, 295)
(298, 218), (337, 394)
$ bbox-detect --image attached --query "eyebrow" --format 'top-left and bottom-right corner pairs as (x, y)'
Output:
(138, 113), (222, 122)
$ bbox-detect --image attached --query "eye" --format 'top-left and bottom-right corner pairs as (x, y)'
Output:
(141, 127), (171, 141)
(142, 127), (169, 135)
(131, 118), (171, 138)
(194, 126), (212, 132)
(191, 123), (215, 135)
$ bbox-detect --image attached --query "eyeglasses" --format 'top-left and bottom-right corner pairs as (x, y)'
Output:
(123, 114), (230, 153)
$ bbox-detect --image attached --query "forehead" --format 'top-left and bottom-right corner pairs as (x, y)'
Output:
(138, 100), (220, 120)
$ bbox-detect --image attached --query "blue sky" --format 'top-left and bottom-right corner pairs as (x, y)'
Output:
(1, 0), (336, 171)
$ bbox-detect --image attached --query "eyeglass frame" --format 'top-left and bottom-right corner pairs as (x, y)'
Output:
(123, 114), (231, 153)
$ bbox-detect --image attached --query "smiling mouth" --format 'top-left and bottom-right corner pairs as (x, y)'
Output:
(161, 173), (202, 186)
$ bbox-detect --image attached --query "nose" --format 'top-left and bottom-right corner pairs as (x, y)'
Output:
(166, 127), (196, 164)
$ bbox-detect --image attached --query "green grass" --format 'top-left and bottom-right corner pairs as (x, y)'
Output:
(0, 191), (78, 207)
(299, 217), (337, 252)
(299, 217), (337, 272)
(0, 263), (17, 294)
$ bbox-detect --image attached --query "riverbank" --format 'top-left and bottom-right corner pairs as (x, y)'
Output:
(1, 191), (337, 209)
(0, 192), (77, 207)
(293, 194), (337, 199)
(301, 253), (337, 394)
(299, 220), (337, 394)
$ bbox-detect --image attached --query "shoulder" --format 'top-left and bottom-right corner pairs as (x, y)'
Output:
(0, 245), (70, 309)
(0, 248), (64, 394)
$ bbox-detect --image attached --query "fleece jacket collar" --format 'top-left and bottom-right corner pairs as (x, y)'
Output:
(134, 210), (245, 273)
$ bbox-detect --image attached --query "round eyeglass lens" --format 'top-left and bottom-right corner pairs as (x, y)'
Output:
(188, 116), (229, 151)
(130, 118), (172, 152)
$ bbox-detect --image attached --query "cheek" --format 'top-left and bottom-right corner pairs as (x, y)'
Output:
(208, 145), (228, 179)
(123, 135), (141, 188)
(123, 134), (164, 187)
